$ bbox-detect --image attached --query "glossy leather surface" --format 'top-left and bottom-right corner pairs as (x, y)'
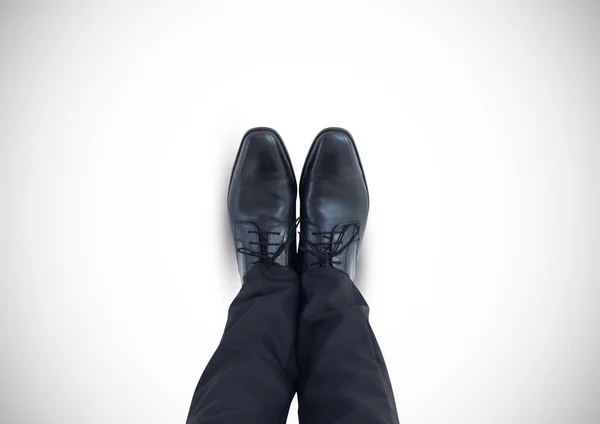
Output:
(228, 128), (297, 278)
(300, 128), (369, 280)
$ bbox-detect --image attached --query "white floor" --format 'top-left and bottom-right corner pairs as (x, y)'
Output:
(2, 1), (599, 423)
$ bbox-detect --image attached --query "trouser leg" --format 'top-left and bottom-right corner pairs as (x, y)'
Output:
(297, 267), (399, 424)
(186, 264), (299, 424)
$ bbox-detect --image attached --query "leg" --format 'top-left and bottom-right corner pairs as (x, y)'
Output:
(186, 127), (299, 423)
(297, 267), (399, 424)
(297, 128), (399, 423)
(186, 264), (299, 424)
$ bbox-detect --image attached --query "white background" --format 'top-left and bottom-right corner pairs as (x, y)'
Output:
(2, 1), (599, 423)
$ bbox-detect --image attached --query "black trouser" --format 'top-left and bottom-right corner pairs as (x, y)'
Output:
(186, 264), (399, 424)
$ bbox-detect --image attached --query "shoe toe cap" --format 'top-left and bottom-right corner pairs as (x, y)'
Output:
(234, 128), (293, 179)
(306, 128), (364, 179)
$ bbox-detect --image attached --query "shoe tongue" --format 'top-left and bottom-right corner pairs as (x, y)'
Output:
(258, 232), (269, 255)
(334, 223), (360, 250)
(320, 224), (350, 253)
(254, 219), (277, 254)
(256, 222), (285, 255)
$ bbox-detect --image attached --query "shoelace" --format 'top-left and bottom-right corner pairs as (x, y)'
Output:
(299, 224), (359, 267)
(237, 218), (301, 266)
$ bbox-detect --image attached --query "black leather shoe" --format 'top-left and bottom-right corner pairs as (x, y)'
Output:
(299, 128), (369, 280)
(228, 128), (298, 279)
